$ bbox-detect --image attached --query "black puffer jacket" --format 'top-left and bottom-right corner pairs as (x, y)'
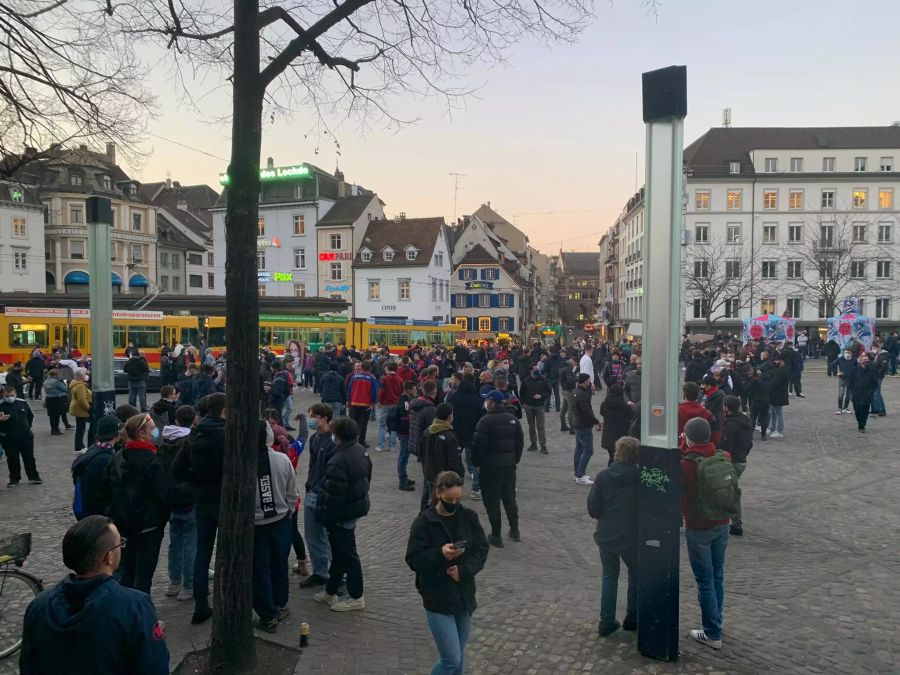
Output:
(600, 392), (633, 452)
(471, 408), (524, 468)
(406, 505), (489, 615)
(519, 375), (550, 408)
(848, 363), (879, 405)
(106, 442), (172, 536)
(559, 365), (577, 392)
(171, 416), (225, 506)
(316, 440), (372, 525)
(719, 411), (753, 463)
(449, 381), (483, 450)
(408, 397), (436, 458)
(767, 367), (791, 407)
(587, 461), (639, 555)
(572, 385), (599, 429)
(421, 425), (465, 483)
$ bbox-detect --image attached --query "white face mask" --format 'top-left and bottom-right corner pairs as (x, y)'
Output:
(844, 353), (853, 360)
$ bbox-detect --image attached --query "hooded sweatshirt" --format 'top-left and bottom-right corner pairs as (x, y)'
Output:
(422, 418), (464, 482)
(158, 425), (194, 510)
(20, 574), (169, 675)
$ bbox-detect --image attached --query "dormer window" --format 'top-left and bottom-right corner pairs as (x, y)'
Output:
(360, 247), (372, 263)
(128, 184), (138, 197)
(102, 176), (112, 190)
(405, 246), (418, 261)
(383, 247), (395, 262)
(70, 173), (84, 186)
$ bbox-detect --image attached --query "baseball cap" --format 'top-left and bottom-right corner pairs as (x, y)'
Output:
(96, 415), (121, 441)
(481, 390), (508, 403)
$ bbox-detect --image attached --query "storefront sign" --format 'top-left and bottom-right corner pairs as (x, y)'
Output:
(324, 284), (350, 292)
(319, 252), (353, 261)
(465, 281), (494, 290)
(257, 237), (282, 248)
(381, 304), (397, 311)
(219, 164), (311, 185)
(258, 271), (294, 282)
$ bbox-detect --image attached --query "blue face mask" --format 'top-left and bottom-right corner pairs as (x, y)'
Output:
(307, 419), (317, 431)
(151, 427), (160, 441)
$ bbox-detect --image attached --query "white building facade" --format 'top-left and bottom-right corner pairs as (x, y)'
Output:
(0, 183), (45, 293)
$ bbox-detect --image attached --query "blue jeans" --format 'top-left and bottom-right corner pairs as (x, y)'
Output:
(282, 395), (293, 427)
(128, 381), (147, 411)
(426, 610), (473, 675)
(397, 436), (411, 483)
(464, 447), (479, 491)
(574, 428), (594, 477)
(168, 509), (197, 589)
(871, 381), (886, 415)
(769, 405), (784, 434)
(193, 503), (219, 613)
(252, 515), (293, 621)
(303, 493), (331, 578)
(324, 401), (344, 418)
(685, 524), (730, 641)
(377, 404), (397, 450)
(598, 547), (637, 626)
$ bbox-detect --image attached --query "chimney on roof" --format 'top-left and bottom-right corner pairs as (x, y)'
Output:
(165, 177), (172, 189)
(399, 212), (406, 220)
(79, 144), (88, 151)
(173, 181), (181, 190)
(334, 167), (345, 181)
(266, 157), (274, 169)
(23, 147), (37, 159)
(106, 142), (116, 165)
(177, 199), (188, 211)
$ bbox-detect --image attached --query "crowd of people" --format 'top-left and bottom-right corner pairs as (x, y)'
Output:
(7, 326), (897, 673)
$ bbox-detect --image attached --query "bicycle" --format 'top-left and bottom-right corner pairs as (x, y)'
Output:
(0, 533), (44, 659)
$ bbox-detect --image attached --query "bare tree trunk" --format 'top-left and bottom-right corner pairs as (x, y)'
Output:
(209, 0), (263, 671)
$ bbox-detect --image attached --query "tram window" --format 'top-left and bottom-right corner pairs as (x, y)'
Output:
(9, 324), (48, 348)
(369, 329), (388, 346)
(181, 328), (200, 346)
(258, 327), (273, 346)
(273, 328), (298, 346)
(410, 330), (427, 344)
(429, 331), (444, 345)
(129, 325), (162, 348)
(207, 327), (227, 347)
(387, 329), (408, 346)
(308, 331), (322, 345)
(113, 327), (127, 349)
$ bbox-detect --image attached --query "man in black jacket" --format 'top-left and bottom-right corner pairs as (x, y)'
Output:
(420, 403), (465, 512)
(559, 358), (578, 434)
(471, 390), (524, 548)
(314, 417), (372, 612)
(71, 415), (120, 519)
(718, 396), (752, 536)
(519, 367), (550, 454)
(572, 373), (600, 485)
(544, 350), (563, 413)
(301, 403), (337, 588)
(848, 353), (879, 433)
(171, 392), (226, 625)
(318, 364), (346, 418)
(0, 384), (41, 487)
(449, 375), (483, 499)
(124, 351), (150, 413)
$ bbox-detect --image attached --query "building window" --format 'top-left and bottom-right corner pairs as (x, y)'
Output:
(726, 190), (742, 210)
(820, 224), (834, 247)
(818, 299), (830, 318)
(695, 191), (710, 210)
(208, 273), (214, 289)
(257, 218), (265, 236)
(102, 175), (112, 190)
(431, 278), (437, 301)
(258, 283), (266, 297)
(876, 260), (892, 279)
(129, 185), (137, 197)
(692, 298), (708, 319)
(788, 223), (803, 243)
(70, 206), (84, 224)
(293, 248), (306, 269)
(484, 268), (500, 280)
(761, 261), (777, 279)
(188, 253), (203, 265)
(407, 248), (417, 261)
(499, 293), (511, 308)
(208, 252), (214, 267)
(132, 244), (143, 263)
(852, 224), (867, 243)
(820, 260), (835, 280)
(329, 233), (343, 249)
(70, 239), (85, 259)
(728, 161), (740, 174)
(726, 224), (742, 244)
(786, 298), (801, 318)
(854, 157), (867, 172)
(694, 224), (709, 244)
(70, 173), (83, 186)
(693, 260), (709, 278)
(760, 297), (776, 315)
(852, 189), (867, 208)
(12, 217), (26, 237)
(160, 251), (169, 268)
(329, 262), (342, 280)
(821, 190), (835, 208)
(478, 316), (491, 332)
(189, 274), (203, 288)
(789, 190), (803, 209)
(132, 211), (143, 231)
(764, 158), (777, 173)
(762, 224), (778, 244)
(293, 214), (305, 235)
(478, 292), (490, 308)
(724, 298), (740, 318)
(787, 260), (802, 279)
(399, 279), (410, 301)
(454, 293), (465, 307)
(879, 189), (893, 209)
(383, 249), (395, 262)
(13, 249), (27, 271)
(790, 157), (803, 172)
(878, 223), (893, 243)
(876, 298), (891, 319)
(160, 276), (169, 291)
(498, 317), (511, 331)
(171, 253), (179, 268)
(725, 260), (741, 279)
(257, 250), (266, 269)
(823, 157), (835, 172)
(850, 261), (866, 279)
(880, 157), (894, 172)
(434, 253), (444, 267)
(294, 283), (305, 297)
(763, 190), (777, 209)
(368, 280), (380, 300)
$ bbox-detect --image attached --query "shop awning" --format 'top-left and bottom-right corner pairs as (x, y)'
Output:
(626, 322), (642, 337)
(128, 274), (149, 287)
(64, 271), (89, 285)
(111, 273), (122, 286)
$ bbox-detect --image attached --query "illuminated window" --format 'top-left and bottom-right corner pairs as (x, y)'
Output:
(294, 283), (306, 297)
(695, 191), (710, 210)
(399, 279), (410, 300)
(790, 157), (803, 172)
(789, 190), (803, 209)
(12, 217), (26, 237)
(878, 189), (893, 209)
(821, 190), (835, 208)
(763, 191), (777, 209)
(455, 317), (468, 331)
(257, 218), (265, 236)
(764, 158), (777, 172)
(788, 223), (803, 243)
(762, 224), (777, 243)
(293, 215), (305, 235)
(760, 298), (775, 315)
(478, 317), (491, 332)
(823, 157), (835, 172)
(726, 190), (742, 210)
(852, 190), (867, 208)
(368, 280), (380, 300)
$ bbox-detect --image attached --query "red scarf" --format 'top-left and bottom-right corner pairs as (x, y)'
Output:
(125, 439), (158, 454)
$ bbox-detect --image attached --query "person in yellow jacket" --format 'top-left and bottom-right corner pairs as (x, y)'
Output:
(69, 368), (93, 452)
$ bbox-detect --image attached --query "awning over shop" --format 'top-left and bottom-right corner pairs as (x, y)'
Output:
(111, 273), (122, 286)
(626, 322), (642, 337)
(128, 274), (149, 287)
(64, 271), (89, 285)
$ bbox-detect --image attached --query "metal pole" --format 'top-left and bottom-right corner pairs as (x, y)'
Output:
(87, 196), (116, 423)
(637, 65), (687, 662)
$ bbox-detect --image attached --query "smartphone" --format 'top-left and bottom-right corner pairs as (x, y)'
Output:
(452, 540), (467, 551)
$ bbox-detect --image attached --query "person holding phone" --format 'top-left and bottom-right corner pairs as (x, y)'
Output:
(406, 471), (489, 675)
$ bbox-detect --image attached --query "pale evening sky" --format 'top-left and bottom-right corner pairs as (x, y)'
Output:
(132, 0), (900, 253)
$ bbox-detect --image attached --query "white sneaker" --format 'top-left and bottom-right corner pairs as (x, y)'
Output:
(769, 432), (783, 439)
(754, 426), (761, 432)
(165, 583), (181, 597)
(835, 410), (843, 415)
(375, 446), (383, 453)
(689, 628), (722, 650)
(176, 588), (193, 601)
(330, 595), (365, 612)
(576, 475), (594, 486)
(842, 409), (851, 414)
(313, 590), (337, 607)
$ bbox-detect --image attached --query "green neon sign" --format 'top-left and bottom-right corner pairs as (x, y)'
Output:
(219, 164), (311, 185)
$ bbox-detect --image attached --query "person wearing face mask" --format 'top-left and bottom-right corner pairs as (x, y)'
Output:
(835, 349), (857, 414)
(149, 385), (179, 433)
(0, 383), (41, 487)
(406, 471), (489, 675)
(300, 403), (336, 588)
(106, 413), (173, 595)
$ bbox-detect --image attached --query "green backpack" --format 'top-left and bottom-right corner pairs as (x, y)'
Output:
(685, 451), (741, 520)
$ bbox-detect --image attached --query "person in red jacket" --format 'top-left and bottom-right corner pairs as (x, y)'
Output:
(397, 356), (416, 383)
(681, 417), (731, 651)
(677, 382), (715, 447)
(346, 360), (379, 447)
(377, 363), (403, 453)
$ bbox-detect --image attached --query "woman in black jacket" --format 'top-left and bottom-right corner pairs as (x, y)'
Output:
(599, 384), (634, 466)
(450, 375), (483, 496)
(587, 436), (639, 637)
(406, 471), (489, 675)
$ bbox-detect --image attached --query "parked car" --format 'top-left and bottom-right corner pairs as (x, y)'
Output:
(113, 357), (162, 394)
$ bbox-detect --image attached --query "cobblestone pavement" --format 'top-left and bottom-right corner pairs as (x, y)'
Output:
(1, 369), (898, 674)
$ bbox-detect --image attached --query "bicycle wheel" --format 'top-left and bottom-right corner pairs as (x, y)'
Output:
(0, 569), (43, 659)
